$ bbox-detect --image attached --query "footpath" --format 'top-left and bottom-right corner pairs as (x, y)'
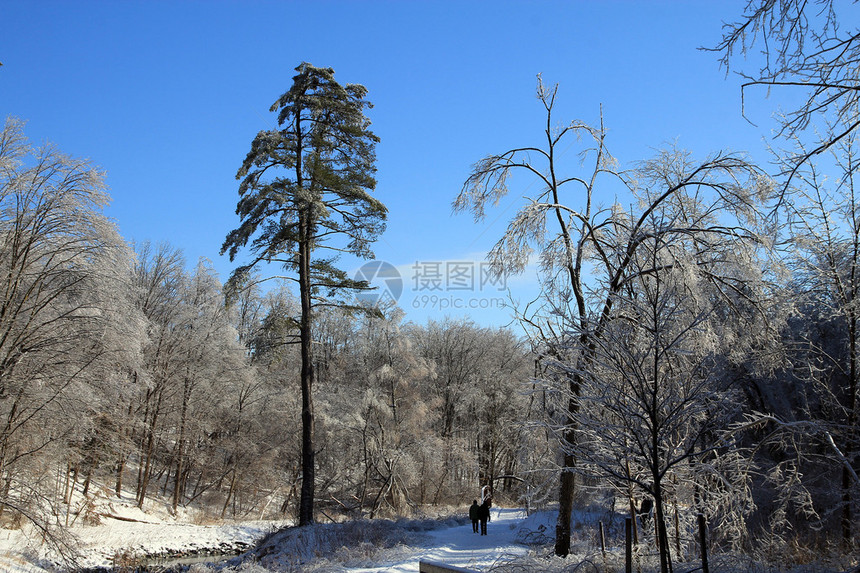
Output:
(347, 508), (550, 573)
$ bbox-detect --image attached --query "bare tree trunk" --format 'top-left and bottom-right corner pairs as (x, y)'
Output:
(115, 387), (135, 498)
(369, 473), (392, 520)
(82, 451), (98, 498)
(173, 375), (191, 512)
(555, 373), (581, 557)
(135, 390), (151, 502)
(654, 484), (673, 573)
(555, 451), (576, 557)
(65, 465), (78, 526)
(137, 389), (162, 509)
(63, 461), (73, 505)
(115, 456), (125, 499)
(221, 469), (237, 519)
(844, 313), (858, 545)
(360, 417), (371, 513)
(137, 430), (155, 508)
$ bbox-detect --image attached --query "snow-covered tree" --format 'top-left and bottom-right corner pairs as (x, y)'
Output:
(454, 76), (771, 557)
(714, 0), (860, 183)
(573, 197), (762, 571)
(0, 117), (137, 558)
(770, 117), (860, 544)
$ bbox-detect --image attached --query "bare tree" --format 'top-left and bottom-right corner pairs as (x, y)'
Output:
(0, 117), (135, 564)
(713, 0), (860, 182)
(573, 196), (763, 572)
(318, 308), (434, 517)
(454, 77), (620, 556)
(454, 77), (770, 556)
(127, 242), (186, 509)
(169, 259), (249, 512)
(464, 326), (532, 504)
(775, 116), (860, 544)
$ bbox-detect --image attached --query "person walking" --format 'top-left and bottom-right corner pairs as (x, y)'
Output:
(469, 500), (480, 533)
(479, 498), (491, 535)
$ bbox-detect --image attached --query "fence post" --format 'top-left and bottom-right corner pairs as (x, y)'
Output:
(599, 521), (606, 556)
(628, 495), (639, 545)
(625, 517), (632, 573)
(698, 513), (709, 573)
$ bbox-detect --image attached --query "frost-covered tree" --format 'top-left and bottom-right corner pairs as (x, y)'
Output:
(0, 117), (137, 559)
(714, 0), (860, 182)
(459, 325), (532, 503)
(574, 196), (763, 572)
(453, 80), (618, 555)
(330, 309), (434, 517)
(307, 310), (533, 518)
(715, 0), (860, 547)
(222, 63), (387, 525)
(126, 241), (187, 509)
(169, 259), (249, 512)
(110, 243), (281, 517)
(774, 118), (860, 544)
(410, 318), (495, 502)
(454, 77), (770, 556)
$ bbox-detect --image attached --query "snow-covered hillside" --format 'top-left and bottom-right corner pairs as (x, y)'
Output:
(0, 489), (285, 572)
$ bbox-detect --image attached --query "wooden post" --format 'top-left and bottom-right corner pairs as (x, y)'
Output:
(698, 513), (709, 573)
(625, 517), (632, 573)
(599, 521), (606, 556)
(626, 459), (638, 544)
(629, 498), (639, 545)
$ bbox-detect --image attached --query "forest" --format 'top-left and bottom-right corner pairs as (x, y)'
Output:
(3, 1), (860, 571)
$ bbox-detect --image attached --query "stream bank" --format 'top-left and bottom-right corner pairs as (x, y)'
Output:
(80, 539), (253, 572)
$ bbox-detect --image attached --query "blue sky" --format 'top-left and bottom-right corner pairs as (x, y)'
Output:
(1, 0), (774, 327)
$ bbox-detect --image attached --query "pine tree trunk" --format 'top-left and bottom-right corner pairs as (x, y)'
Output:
(298, 210), (316, 526)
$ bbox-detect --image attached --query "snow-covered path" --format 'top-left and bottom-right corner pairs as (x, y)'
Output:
(347, 508), (545, 572)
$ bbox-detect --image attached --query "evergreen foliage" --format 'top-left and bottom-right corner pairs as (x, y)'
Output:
(222, 62), (387, 526)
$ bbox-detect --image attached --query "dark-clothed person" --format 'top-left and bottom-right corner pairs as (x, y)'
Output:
(479, 499), (491, 535)
(469, 500), (480, 533)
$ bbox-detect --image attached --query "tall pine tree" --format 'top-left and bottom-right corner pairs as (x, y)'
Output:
(222, 62), (387, 525)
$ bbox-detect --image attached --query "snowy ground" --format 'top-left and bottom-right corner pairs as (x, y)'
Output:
(4, 497), (857, 572)
(0, 518), (279, 571)
(331, 508), (552, 572)
(0, 503), (553, 572)
(0, 489), (286, 572)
